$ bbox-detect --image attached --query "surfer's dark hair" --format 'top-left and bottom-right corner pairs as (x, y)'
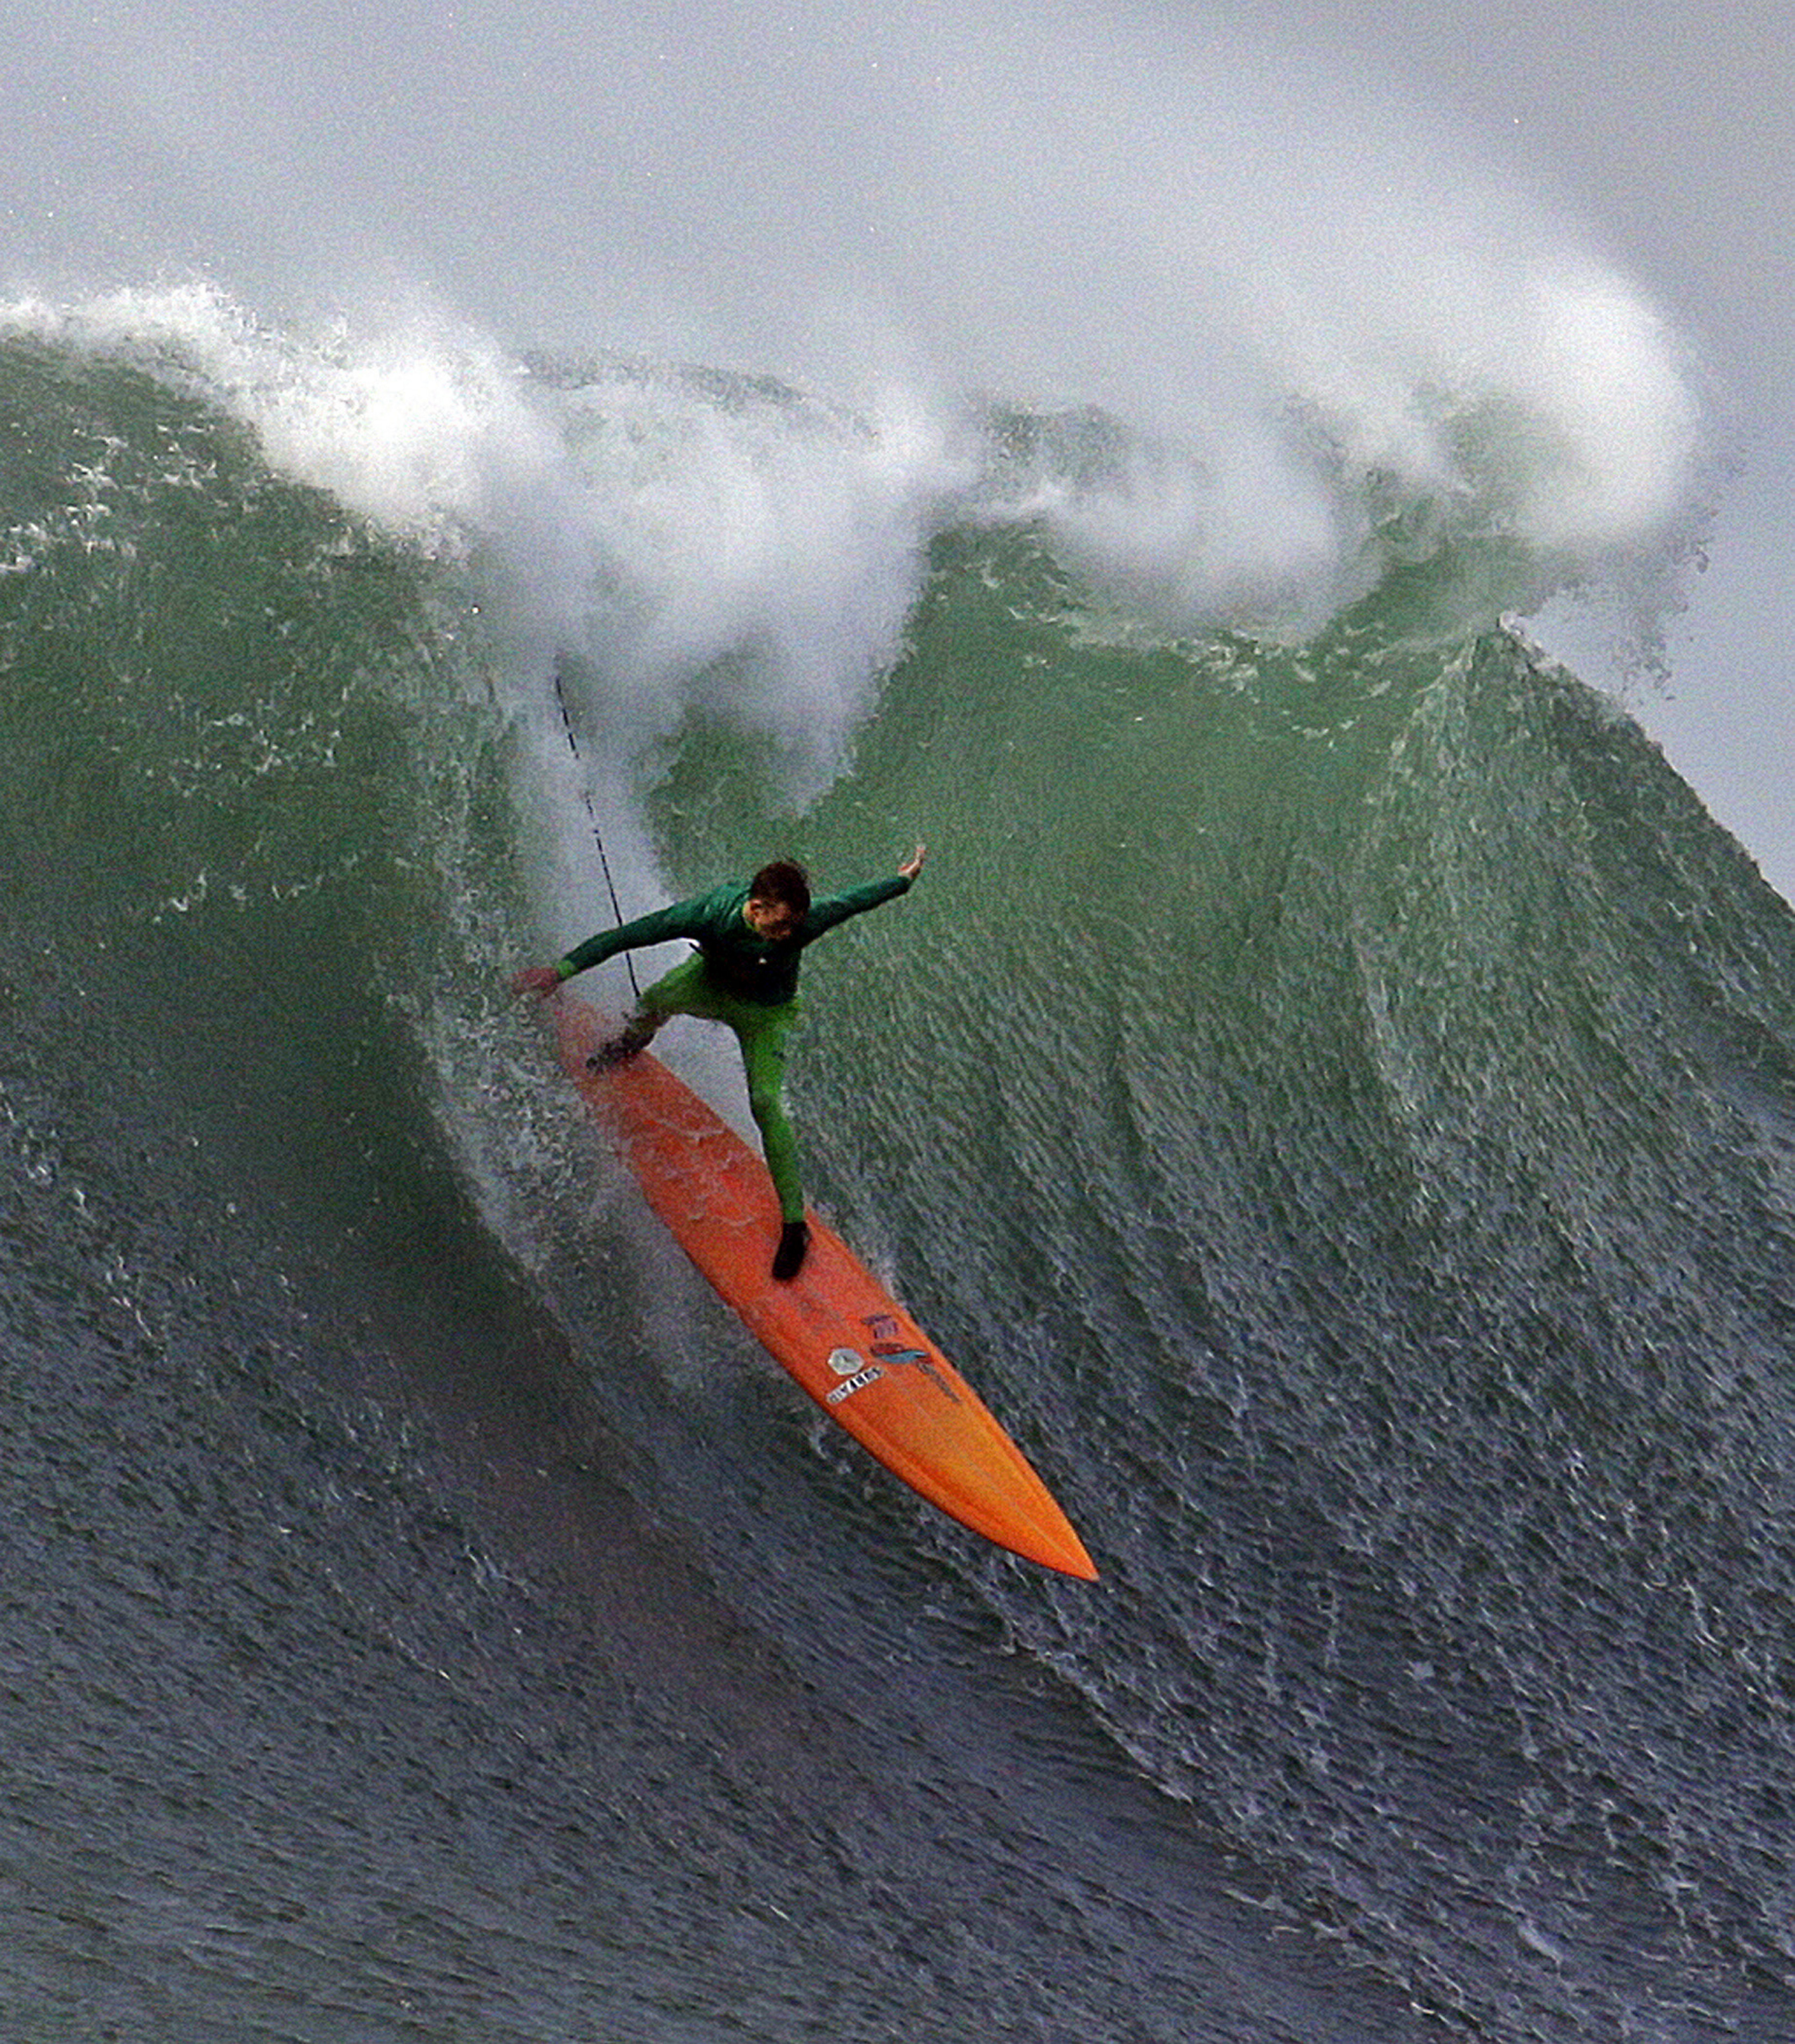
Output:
(749, 859), (811, 915)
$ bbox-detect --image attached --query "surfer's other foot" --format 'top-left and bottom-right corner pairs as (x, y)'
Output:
(772, 1220), (810, 1281)
(585, 1021), (654, 1072)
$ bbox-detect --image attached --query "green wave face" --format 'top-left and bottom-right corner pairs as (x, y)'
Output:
(5, 324), (1795, 2042)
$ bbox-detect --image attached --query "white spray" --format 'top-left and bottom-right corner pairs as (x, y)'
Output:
(3, 2), (1704, 808)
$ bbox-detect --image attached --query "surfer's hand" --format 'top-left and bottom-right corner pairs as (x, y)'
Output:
(900, 843), (927, 881)
(510, 965), (562, 999)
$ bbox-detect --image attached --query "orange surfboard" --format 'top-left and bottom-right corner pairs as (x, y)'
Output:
(552, 996), (1097, 1580)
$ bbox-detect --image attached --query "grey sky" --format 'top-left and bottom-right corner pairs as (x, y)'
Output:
(8, 0), (1793, 893)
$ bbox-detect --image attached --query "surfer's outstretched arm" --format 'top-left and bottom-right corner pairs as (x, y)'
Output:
(510, 889), (720, 999)
(802, 844), (929, 939)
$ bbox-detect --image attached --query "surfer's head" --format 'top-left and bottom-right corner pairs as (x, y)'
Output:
(746, 859), (811, 941)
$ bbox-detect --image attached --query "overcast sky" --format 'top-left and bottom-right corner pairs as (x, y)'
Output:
(8, 0), (1793, 895)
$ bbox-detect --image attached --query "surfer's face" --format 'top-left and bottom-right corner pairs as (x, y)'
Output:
(745, 895), (801, 942)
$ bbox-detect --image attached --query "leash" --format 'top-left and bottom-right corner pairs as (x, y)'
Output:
(552, 659), (639, 999)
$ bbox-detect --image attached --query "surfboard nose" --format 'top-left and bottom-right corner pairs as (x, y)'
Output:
(1022, 1518), (1099, 1581)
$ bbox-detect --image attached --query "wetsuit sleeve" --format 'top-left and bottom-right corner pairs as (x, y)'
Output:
(802, 872), (913, 938)
(555, 889), (719, 980)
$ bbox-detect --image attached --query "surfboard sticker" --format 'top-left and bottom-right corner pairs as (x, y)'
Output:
(552, 996), (1097, 1580)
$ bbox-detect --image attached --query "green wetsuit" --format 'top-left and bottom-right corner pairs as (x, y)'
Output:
(554, 873), (914, 1222)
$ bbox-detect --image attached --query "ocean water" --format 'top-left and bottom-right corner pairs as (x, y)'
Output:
(2, 290), (1794, 2044)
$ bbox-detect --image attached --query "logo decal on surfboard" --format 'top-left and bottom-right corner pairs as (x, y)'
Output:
(825, 1362), (885, 1406)
(857, 1313), (961, 1404)
(862, 1333), (963, 1405)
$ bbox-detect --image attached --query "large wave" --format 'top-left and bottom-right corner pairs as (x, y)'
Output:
(3, 19), (1784, 2033)
(1, 179), (1703, 795)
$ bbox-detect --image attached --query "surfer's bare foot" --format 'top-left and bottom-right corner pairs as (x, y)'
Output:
(772, 1220), (810, 1281)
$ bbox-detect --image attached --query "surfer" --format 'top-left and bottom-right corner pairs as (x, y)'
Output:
(512, 845), (927, 1280)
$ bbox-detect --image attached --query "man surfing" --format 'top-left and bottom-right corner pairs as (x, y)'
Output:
(513, 845), (926, 1281)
